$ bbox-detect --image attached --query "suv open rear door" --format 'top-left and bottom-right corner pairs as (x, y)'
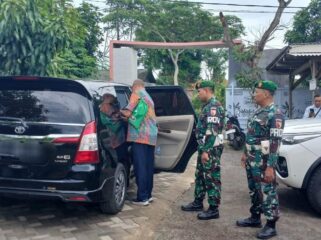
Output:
(146, 86), (197, 173)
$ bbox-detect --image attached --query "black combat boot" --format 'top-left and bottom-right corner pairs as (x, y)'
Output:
(181, 199), (203, 211)
(197, 205), (219, 220)
(256, 220), (277, 239)
(236, 213), (262, 228)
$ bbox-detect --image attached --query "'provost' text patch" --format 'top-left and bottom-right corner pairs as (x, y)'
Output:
(207, 117), (219, 123)
(270, 128), (283, 137)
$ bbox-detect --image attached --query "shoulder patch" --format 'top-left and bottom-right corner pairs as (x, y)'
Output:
(275, 118), (282, 129)
(276, 109), (282, 114)
(210, 107), (217, 116)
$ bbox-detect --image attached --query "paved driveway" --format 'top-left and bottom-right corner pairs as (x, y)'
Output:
(155, 147), (321, 240)
(0, 158), (196, 240)
(2, 147), (318, 240)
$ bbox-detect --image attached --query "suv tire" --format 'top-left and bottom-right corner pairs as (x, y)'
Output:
(100, 163), (127, 214)
(307, 166), (321, 214)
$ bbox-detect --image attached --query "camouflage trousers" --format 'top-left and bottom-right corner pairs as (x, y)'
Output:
(245, 150), (280, 221)
(194, 147), (223, 207)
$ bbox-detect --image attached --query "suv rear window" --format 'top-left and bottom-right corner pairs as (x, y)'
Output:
(115, 90), (129, 109)
(0, 81), (91, 124)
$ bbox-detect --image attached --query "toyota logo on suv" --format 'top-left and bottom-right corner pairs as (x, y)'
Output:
(14, 126), (26, 134)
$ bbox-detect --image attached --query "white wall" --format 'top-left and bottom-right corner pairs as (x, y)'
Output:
(113, 47), (137, 85)
(225, 87), (313, 130)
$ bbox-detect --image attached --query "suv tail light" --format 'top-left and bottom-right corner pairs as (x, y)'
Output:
(52, 137), (80, 144)
(74, 121), (99, 164)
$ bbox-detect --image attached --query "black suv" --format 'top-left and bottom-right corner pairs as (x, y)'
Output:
(0, 76), (197, 214)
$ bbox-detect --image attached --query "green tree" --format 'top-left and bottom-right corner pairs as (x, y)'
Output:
(202, 49), (228, 82)
(285, 0), (321, 43)
(104, 0), (144, 40)
(104, 1), (243, 86)
(78, 2), (103, 56)
(135, 1), (244, 85)
(0, 0), (69, 76)
(53, 2), (103, 78)
(53, 39), (98, 79)
(141, 48), (203, 87)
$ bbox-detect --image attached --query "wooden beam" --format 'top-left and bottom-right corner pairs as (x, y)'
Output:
(291, 71), (310, 90)
(293, 61), (310, 75)
(317, 68), (321, 79)
(289, 73), (294, 119)
(110, 40), (242, 49)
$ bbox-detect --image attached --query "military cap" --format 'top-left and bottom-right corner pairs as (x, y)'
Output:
(195, 80), (215, 90)
(254, 80), (277, 93)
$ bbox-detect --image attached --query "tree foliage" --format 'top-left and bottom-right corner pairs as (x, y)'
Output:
(202, 49), (228, 82)
(0, 0), (103, 78)
(53, 2), (103, 79)
(78, 2), (104, 57)
(103, 0), (148, 40)
(104, 0), (244, 86)
(134, 1), (243, 85)
(285, 0), (321, 43)
(0, 0), (68, 76)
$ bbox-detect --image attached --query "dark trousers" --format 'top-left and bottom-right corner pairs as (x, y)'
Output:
(132, 143), (155, 201)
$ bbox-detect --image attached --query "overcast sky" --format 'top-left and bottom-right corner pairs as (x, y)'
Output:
(191, 0), (311, 48)
(74, 0), (311, 48)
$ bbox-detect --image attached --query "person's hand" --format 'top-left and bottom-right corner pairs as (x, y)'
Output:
(201, 152), (209, 164)
(264, 167), (275, 183)
(120, 109), (131, 118)
(241, 153), (247, 168)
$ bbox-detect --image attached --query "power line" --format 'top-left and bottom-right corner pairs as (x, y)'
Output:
(79, 0), (300, 14)
(164, 0), (305, 9)
(208, 9), (297, 14)
(95, 8), (297, 15)
(81, 0), (306, 9)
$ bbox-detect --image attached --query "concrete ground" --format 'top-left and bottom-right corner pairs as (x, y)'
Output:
(154, 146), (321, 240)
(0, 155), (195, 240)
(0, 147), (320, 240)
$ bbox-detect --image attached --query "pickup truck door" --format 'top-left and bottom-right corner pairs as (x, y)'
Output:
(146, 86), (197, 173)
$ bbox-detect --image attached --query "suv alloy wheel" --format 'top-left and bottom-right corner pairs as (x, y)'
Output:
(100, 163), (127, 214)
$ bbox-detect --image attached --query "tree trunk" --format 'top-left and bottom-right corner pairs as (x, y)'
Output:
(257, 0), (292, 51)
(153, 30), (184, 86)
(289, 73), (294, 119)
(219, 0), (293, 115)
(169, 49), (184, 86)
(220, 0), (292, 68)
(173, 58), (179, 86)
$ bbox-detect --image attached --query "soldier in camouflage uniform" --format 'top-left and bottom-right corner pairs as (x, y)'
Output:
(236, 80), (285, 239)
(181, 81), (225, 220)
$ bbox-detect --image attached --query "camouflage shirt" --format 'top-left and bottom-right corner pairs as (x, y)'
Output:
(196, 97), (225, 153)
(245, 103), (285, 167)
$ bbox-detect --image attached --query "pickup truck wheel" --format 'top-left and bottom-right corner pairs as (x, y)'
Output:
(307, 166), (321, 215)
(100, 163), (127, 214)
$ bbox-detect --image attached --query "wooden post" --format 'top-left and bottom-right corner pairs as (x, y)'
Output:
(289, 73), (294, 119)
(312, 59), (317, 97)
